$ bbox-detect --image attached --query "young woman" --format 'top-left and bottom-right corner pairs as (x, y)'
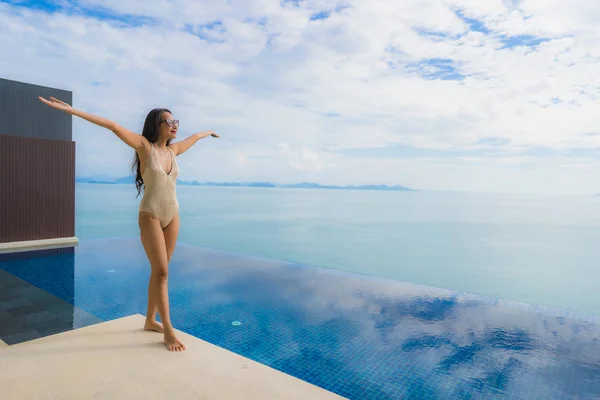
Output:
(39, 96), (219, 351)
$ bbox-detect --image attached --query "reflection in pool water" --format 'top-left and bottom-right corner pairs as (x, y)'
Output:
(1, 238), (599, 399)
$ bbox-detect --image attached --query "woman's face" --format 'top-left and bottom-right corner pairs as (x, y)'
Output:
(159, 111), (179, 140)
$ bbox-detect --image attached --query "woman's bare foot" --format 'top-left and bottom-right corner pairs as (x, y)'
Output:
(144, 320), (164, 333)
(164, 332), (186, 351)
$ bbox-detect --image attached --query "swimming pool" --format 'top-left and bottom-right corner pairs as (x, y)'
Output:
(1, 238), (599, 399)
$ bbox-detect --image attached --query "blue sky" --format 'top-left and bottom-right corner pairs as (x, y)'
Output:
(1, 0), (600, 194)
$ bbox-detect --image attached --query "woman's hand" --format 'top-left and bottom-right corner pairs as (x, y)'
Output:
(38, 96), (74, 114)
(171, 131), (220, 155)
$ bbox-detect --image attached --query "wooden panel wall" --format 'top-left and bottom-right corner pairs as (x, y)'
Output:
(0, 134), (75, 243)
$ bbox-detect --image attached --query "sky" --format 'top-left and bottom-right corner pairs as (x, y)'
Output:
(2, 0), (600, 194)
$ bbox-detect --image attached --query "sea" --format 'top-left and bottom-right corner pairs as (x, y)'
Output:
(76, 183), (600, 316)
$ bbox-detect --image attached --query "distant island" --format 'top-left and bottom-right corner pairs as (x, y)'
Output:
(76, 176), (415, 192)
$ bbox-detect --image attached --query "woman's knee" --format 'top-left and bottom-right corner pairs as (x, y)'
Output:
(151, 264), (169, 280)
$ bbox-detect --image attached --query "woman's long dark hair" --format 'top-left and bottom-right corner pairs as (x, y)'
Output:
(132, 108), (172, 197)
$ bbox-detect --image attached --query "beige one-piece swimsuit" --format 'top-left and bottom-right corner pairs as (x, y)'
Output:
(139, 143), (179, 228)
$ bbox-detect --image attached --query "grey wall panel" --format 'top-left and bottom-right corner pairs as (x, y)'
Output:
(0, 77), (72, 141)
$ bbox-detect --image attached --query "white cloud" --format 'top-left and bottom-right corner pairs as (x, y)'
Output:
(2, 0), (600, 194)
(278, 142), (324, 172)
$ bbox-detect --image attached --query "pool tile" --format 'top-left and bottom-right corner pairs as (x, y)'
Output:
(18, 310), (59, 325)
(0, 296), (34, 310)
(0, 314), (28, 337)
(1, 238), (600, 399)
(0, 269), (101, 345)
(29, 319), (73, 337)
(2, 329), (41, 345)
(0, 290), (20, 302)
(7, 304), (44, 317)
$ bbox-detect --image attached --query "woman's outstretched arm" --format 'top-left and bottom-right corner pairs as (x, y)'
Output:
(38, 96), (146, 150)
(170, 130), (220, 156)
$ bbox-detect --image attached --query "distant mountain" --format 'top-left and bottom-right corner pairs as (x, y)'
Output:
(285, 182), (323, 189)
(249, 182), (277, 188)
(281, 182), (412, 191)
(75, 176), (117, 184)
(75, 176), (415, 191)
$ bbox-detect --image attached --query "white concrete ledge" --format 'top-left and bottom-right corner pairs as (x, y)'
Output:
(0, 314), (346, 400)
(0, 237), (78, 253)
(0, 339), (7, 348)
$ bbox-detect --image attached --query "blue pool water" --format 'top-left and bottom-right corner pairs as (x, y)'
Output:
(1, 238), (600, 399)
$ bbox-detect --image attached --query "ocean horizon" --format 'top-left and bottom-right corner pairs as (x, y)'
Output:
(75, 175), (416, 192)
(75, 182), (600, 317)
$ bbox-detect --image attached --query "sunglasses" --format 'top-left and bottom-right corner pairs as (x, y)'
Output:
(160, 119), (179, 128)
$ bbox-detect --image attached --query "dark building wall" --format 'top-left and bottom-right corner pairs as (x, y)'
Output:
(0, 78), (75, 244)
(0, 78), (72, 141)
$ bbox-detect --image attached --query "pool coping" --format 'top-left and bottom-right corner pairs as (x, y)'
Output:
(0, 237), (79, 253)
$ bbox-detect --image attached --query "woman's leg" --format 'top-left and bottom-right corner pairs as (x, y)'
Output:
(139, 212), (185, 351)
(144, 213), (180, 332)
